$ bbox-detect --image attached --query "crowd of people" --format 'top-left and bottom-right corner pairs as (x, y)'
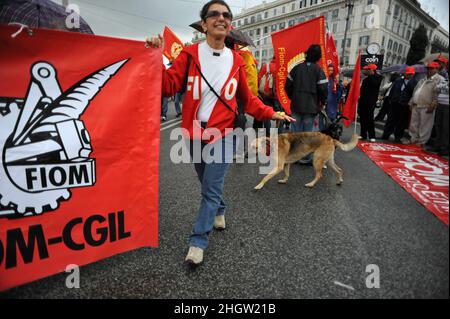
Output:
(375, 57), (449, 156)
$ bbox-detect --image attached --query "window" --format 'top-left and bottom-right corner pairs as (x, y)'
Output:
(289, 19), (296, 27)
(406, 30), (411, 40)
(282, 6), (286, 14)
(264, 26), (269, 34)
(341, 38), (351, 48)
(367, 0), (373, 4)
(271, 24), (277, 32)
(262, 50), (267, 57)
(244, 18), (248, 25)
(249, 30), (254, 37)
(256, 28), (261, 36)
(332, 23), (338, 33)
(388, 39), (393, 50)
(300, 0), (303, 8)
(264, 11), (268, 19)
(349, 5), (353, 15)
(279, 22), (286, 29)
(299, 17), (305, 23)
(381, 36), (385, 46)
(359, 36), (370, 46)
(393, 42), (398, 52)
(332, 9), (339, 19)
(238, 20), (241, 27)
(273, 8), (277, 16)
(255, 51), (260, 58)
(398, 44), (403, 54)
(347, 20), (352, 30)
(394, 5), (400, 17)
(257, 14), (262, 22)
(292, 3), (295, 11)
(251, 16), (255, 23)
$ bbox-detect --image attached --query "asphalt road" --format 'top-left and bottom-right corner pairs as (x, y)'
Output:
(2, 104), (449, 299)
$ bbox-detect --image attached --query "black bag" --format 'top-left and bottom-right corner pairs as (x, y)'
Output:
(195, 64), (247, 130)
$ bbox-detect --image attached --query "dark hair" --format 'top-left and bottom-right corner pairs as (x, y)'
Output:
(305, 44), (322, 63)
(200, 0), (233, 22)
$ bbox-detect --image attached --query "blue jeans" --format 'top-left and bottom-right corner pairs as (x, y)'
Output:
(174, 92), (182, 115)
(290, 113), (318, 162)
(290, 113), (318, 132)
(188, 136), (237, 249)
(161, 97), (169, 117)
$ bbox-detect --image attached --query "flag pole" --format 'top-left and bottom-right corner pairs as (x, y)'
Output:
(353, 50), (361, 136)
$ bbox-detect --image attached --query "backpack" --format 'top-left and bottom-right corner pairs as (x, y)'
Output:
(258, 62), (275, 97)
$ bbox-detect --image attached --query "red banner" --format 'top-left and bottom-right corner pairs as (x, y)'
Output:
(163, 26), (184, 63)
(325, 32), (339, 76)
(272, 16), (327, 115)
(342, 53), (361, 128)
(0, 25), (161, 291)
(359, 142), (449, 225)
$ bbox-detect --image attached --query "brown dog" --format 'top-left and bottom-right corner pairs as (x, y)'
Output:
(251, 132), (359, 189)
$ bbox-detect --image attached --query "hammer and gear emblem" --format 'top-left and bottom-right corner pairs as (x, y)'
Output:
(0, 59), (128, 218)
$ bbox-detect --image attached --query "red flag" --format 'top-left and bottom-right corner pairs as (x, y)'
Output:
(0, 25), (160, 291)
(325, 32), (340, 76)
(163, 26), (184, 63)
(342, 53), (361, 128)
(272, 16), (327, 114)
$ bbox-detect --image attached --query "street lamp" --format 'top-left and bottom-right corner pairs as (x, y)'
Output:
(340, 0), (355, 67)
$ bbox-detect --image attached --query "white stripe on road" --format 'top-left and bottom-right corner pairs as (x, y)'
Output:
(333, 281), (356, 291)
(160, 120), (182, 132)
(161, 117), (181, 127)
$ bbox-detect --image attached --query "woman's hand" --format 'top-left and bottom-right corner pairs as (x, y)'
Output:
(145, 34), (164, 48)
(272, 112), (296, 122)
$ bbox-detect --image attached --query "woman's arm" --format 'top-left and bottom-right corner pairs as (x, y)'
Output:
(146, 35), (188, 97)
(162, 52), (190, 97)
(237, 67), (294, 122)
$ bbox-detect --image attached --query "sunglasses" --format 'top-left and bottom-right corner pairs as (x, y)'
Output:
(205, 10), (233, 21)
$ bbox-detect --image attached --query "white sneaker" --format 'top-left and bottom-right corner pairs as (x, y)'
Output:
(369, 138), (376, 142)
(185, 246), (204, 265)
(214, 215), (226, 230)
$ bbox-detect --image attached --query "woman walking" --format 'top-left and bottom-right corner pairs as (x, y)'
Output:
(147, 0), (294, 265)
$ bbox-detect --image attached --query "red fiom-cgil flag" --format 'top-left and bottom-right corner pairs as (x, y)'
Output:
(0, 25), (161, 291)
(342, 53), (361, 128)
(325, 32), (340, 76)
(163, 26), (184, 63)
(271, 16), (328, 114)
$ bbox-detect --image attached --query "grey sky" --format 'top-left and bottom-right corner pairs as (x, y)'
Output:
(54, 0), (448, 42)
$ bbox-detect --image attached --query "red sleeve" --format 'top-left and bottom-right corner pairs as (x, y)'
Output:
(161, 50), (189, 97)
(237, 66), (275, 121)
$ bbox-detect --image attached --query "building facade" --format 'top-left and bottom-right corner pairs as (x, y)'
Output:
(192, 0), (448, 69)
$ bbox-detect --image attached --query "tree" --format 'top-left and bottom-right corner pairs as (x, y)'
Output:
(406, 24), (429, 65)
